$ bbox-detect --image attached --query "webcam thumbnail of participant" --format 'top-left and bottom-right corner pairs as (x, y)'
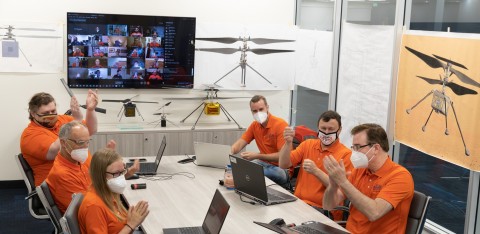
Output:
(108, 47), (128, 57)
(109, 36), (127, 47)
(128, 37), (145, 48)
(108, 24), (128, 36)
(90, 47), (108, 57)
(129, 69), (144, 80)
(129, 26), (143, 37)
(128, 48), (145, 58)
(108, 58), (127, 69)
(69, 57), (88, 68)
(69, 68), (88, 79)
(71, 46), (86, 57)
(146, 58), (164, 70)
(146, 47), (164, 59)
(88, 58), (107, 68)
(88, 68), (108, 79)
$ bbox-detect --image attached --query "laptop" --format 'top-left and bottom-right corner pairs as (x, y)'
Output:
(229, 155), (297, 205)
(193, 142), (231, 168)
(126, 135), (166, 175)
(254, 220), (349, 234)
(163, 189), (230, 234)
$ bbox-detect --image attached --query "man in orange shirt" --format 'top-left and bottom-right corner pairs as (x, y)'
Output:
(20, 91), (99, 186)
(46, 121), (139, 214)
(231, 95), (289, 185)
(323, 123), (414, 233)
(279, 110), (352, 210)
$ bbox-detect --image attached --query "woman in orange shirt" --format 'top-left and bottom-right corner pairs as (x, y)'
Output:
(78, 149), (149, 234)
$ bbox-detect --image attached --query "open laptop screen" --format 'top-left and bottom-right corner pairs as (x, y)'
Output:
(202, 189), (230, 234)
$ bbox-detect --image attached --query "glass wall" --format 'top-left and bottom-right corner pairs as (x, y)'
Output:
(409, 0), (480, 33)
(398, 144), (469, 233)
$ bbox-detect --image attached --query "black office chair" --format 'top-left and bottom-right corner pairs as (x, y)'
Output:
(36, 181), (64, 234)
(15, 153), (49, 219)
(288, 134), (317, 192)
(60, 193), (84, 234)
(406, 190), (431, 234)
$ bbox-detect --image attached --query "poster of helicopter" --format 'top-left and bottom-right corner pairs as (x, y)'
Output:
(194, 22), (296, 90)
(396, 34), (480, 170)
(0, 21), (63, 73)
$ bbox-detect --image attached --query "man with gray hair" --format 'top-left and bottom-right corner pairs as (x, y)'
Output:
(46, 121), (139, 214)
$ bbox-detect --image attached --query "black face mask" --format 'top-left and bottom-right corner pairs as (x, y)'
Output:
(33, 113), (58, 128)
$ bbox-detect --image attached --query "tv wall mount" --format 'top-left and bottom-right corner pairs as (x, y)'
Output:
(196, 36), (295, 87)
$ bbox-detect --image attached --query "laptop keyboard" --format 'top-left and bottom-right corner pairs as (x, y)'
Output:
(267, 188), (295, 201)
(177, 227), (204, 234)
(292, 225), (328, 234)
(127, 162), (156, 173)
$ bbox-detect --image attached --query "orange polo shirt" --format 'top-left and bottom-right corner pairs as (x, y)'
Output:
(78, 189), (127, 234)
(346, 157), (414, 234)
(290, 139), (352, 208)
(20, 115), (75, 186)
(241, 113), (288, 166)
(46, 152), (92, 214)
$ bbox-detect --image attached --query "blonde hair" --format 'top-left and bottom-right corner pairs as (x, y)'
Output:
(90, 148), (127, 220)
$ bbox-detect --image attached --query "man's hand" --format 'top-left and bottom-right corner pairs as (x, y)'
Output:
(302, 159), (320, 174)
(240, 151), (258, 160)
(85, 89), (99, 111)
(126, 159), (140, 178)
(323, 156), (349, 185)
(127, 200), (150, 228)
(70, 96), (83, 120)
(283, 126), (295, 144)
(106, 139), (116, 150)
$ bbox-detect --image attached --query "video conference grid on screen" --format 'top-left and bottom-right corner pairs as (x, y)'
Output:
(67, 12), (196, 89)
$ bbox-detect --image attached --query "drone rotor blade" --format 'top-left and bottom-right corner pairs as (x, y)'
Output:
(432, 54), (468, 69)
(248, 48), (295, 55)
(196, 48), (239, 54)
(15, 35), (61, 39)
(164, 97), (207, 100)
(249, 38), (295, 44)
(14, 27), (55, 31)
(196, 37), (240, 44)
(405, 46), (445, 69)
(102, 99), (126, 103)
(450, 67), (480, 88)
(446, 82), (478, 95)
(416, 76), (443, 85)
(132, 101), (159, 104)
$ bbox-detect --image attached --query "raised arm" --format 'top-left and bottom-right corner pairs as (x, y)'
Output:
(85, 89), (98, 136)
(231, 138), (248, 154)
(278, 126), (294, 169)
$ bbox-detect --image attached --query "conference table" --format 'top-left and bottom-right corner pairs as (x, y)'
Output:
(123, 155), (348, 233)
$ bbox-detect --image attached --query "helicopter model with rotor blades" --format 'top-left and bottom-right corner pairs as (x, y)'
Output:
(404, 46), (480, 156)
(164, 84), (248, 130)
(196, 36), (295, 87)
(1, 25), (59, 66)
(102, 95), (158, 121)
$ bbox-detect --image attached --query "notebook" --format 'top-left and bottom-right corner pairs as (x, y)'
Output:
(254, 220), (349, 234)
(163, 189), (230, 234)
(229, 155), (297, 205)
(126, 135), (166, 175)
(193, 142), (231, 169)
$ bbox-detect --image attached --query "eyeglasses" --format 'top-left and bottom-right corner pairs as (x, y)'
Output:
(106, 166), (128, 178)
(351, 143), (373, 151)
(67, 138), (91, 146)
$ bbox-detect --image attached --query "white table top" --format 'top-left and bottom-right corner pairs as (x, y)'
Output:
(123, 156), (348, 234)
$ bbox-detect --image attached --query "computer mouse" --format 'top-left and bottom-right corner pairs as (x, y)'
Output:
(269, 218), (286, 226)
(126, 173), (139, 180)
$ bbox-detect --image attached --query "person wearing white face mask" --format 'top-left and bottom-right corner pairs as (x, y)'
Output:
(231, 95), (290, 185)
(79, 148), (149, 234)
(46, 121), (140, 214)
(279, 110), (352, 217)
(322, 123), (414, 234)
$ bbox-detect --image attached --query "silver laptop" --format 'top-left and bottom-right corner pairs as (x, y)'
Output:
(229, 155), (297, 206)
(194, 142), (231, 169)
(163, 189), (230, 234)
(126, 135), (166, 175)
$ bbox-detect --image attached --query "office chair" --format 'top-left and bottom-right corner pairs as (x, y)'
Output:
(14, 153), (49, 219)
(36, 181), (64, 234)
(60, 193), (84, 234)
(406, 190), (431, 234)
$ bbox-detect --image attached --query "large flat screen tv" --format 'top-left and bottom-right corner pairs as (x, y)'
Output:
(66, 12), (195, 89)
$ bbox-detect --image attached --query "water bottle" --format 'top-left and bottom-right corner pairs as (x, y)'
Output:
(224, 165), (234, 190)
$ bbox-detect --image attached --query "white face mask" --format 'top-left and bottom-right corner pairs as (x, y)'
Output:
(351, 146), (375, 169)
(318, 130), (337, 146)
(107, 175), (127, 194)
(253, 111), (268, 124)
(70, 147), (89, 164)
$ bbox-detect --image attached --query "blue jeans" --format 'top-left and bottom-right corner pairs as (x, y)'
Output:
(251, 159), (289, 185)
